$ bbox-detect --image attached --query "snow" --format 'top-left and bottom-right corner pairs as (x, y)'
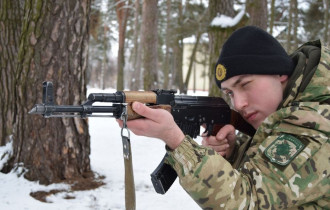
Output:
(272, 25), (287, 37)
(183, 33), (209, 44)
(0, 88), (204, 210)
(0, 139), (13, 170)
(210, 8), (246, 28)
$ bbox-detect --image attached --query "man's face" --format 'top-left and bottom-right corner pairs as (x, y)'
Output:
(221, 74), (288, 129)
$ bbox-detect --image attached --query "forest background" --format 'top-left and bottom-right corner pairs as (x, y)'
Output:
(0, 0), (329, 203)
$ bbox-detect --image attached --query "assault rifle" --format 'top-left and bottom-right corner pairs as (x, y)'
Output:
(29, 81), (255, 195)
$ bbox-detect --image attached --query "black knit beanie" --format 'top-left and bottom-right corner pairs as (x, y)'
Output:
(215, 26), (294, 88)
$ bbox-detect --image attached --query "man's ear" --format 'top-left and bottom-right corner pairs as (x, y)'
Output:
(279, 75), (289, 83)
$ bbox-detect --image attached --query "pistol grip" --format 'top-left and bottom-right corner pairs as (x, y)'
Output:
(203, 124), (225, 136)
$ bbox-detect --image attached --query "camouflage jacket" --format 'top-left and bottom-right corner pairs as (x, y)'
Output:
(166, 41), (330, 209)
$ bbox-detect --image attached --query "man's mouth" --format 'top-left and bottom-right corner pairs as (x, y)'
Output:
(244, 112), (257, 122)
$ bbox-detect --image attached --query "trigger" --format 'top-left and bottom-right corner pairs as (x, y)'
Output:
(202, 124), (213, 136)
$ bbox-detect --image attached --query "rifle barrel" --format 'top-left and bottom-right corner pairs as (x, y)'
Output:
(28, 104), (120, 116)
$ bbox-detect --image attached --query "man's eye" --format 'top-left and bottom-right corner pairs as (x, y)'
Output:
(225, 90), (233, 97)
(241, 81), (251, 87)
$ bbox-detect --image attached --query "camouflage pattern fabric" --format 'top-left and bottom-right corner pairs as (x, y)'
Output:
(166, 41), (330, 209)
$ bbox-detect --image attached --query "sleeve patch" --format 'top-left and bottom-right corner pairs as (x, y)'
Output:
(264, 134), (305, 166)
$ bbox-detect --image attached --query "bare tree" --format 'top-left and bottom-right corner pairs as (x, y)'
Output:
(162, 0), (172, 90)
(116, 0), (131, 90)
(170, 0), (186, 93)
(269, 0), (276, 35)
(141, 0), (159, 90)
(303, 0), (325, 42)
(131, 0), (142, 90)
(208, 0), (247, 96)
(286, 0), (299, 53)
(292, 0), (299, 50)
(324, 0), (329, 45)
(287, 0), (293, 52)
(89, 0), (117, 89)
(246, 0), (268, 30)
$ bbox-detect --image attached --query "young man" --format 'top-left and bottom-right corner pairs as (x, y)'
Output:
(119, 26), (329, 209)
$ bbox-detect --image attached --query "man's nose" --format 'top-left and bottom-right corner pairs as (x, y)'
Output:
(233, 93), (248, 111)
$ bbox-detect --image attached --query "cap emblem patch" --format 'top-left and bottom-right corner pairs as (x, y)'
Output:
(216, 64), (226, 81)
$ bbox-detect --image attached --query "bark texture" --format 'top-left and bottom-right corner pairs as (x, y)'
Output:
(1, 0), (92, 185)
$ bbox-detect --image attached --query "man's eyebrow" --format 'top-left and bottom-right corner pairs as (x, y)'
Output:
(233, 75), (248, 87)
(232, 76), (244, 87)
(226, 75), (248, 89)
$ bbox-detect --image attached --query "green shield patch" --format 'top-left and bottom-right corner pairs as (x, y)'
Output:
(264, 134), (305, 166)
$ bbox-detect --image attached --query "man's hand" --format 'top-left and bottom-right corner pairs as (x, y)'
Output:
(202, 125), (236, 158)
(117, 102), (185, 150)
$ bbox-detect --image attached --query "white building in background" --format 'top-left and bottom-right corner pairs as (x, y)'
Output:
(182, 36), (209, 92)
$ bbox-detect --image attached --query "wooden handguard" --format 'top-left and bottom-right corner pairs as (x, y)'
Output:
(123, 91), (157, 103)
(124, 91), (167, 120)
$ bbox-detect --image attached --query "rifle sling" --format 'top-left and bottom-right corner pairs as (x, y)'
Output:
(122, 136), (136, 210)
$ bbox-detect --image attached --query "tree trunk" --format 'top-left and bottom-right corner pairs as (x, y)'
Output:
(131, 0), (142, 90)
(116, 0), (130, 91)
(142, 0), (158, 90)
(2, 0), (92, 185)
(269, 0), (275, 35)
(287, 0), (294, 52)
(293, 0), (299, 50)
(208, 0), (248, 96)
(324, 0), (329, 45)
(246, 0), (268, 30)
(0, 1), (23, 146)
(173, 0), (184, 93)
(207, 0), (235, 97)
(162, 0), (171, 90)
(101, 24), (109, 90)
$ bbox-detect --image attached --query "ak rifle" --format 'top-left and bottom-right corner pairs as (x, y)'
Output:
(29, 81), (255, 194)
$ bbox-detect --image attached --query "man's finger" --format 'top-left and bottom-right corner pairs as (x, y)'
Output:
(213, 144), (229, 152)
(216, 124), (235, 139)
(116, 119), (123, 128)
(204, 136), (227, 146)
(132, 102), (166, 123)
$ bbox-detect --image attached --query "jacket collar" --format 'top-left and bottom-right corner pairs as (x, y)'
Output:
(279, 40), (325, 108)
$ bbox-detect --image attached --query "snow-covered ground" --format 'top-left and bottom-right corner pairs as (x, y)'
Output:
(0, 88), (205, 210)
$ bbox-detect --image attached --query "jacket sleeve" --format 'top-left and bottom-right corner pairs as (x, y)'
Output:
(165, 135), (329, 209)
(165, 135), (253, 209)
(227, 132), (252, 166)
